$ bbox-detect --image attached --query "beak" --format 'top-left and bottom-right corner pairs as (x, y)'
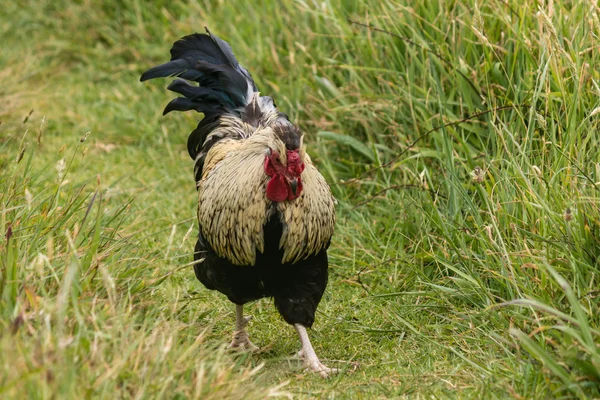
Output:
(289, 178), (298, 196)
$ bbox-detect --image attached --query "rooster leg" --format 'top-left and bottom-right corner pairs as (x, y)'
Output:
(294, 324), (337, 378)
(228, 304), (259, 351)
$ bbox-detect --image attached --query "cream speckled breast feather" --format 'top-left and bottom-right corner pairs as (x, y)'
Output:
(198, 138), (336, 266)
(198, 138), (270, 266)
(278, 155), (336, 264)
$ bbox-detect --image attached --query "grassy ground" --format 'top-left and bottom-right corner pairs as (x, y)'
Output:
(1, 0), (599, 398)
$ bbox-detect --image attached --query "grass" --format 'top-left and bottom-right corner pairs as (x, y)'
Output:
(1, 0), (599, 398)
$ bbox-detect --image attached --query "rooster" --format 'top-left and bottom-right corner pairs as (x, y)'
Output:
(141, 29), (337, 377)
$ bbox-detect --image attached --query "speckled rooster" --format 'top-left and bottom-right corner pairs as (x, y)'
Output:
(141, 29), (337, 377)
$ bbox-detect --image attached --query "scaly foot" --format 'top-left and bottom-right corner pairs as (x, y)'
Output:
(228, 314), (259, 351)
(294, 324), (338, 378)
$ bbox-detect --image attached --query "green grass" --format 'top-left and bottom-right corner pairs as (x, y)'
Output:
(1, 0), (599, 398)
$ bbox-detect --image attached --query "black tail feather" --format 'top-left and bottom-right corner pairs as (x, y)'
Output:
(166, 79), (235, 110)
(163, 97), (222, 116)
(140, 58), (192, 82)
(204, 29), (257, 91)
(140, 29), (257, 116)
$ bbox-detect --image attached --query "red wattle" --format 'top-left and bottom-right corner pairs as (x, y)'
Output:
(266, 175), (289, 202)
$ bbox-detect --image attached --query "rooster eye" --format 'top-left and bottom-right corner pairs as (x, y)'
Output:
(267, 148), (281, 160)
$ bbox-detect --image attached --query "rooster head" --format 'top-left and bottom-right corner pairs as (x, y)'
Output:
(264, 123), (305, 202)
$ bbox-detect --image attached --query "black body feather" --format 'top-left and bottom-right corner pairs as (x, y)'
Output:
(194, 215), (330, 327)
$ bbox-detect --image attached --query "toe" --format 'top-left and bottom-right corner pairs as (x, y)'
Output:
(227, 339), (242, 350)
(245, 341), (259, 352)
(228, 342), (259, 352)
(229, 336), (259, 352)
(314, 364), (331, 378)
(304, 360), (338, 378)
